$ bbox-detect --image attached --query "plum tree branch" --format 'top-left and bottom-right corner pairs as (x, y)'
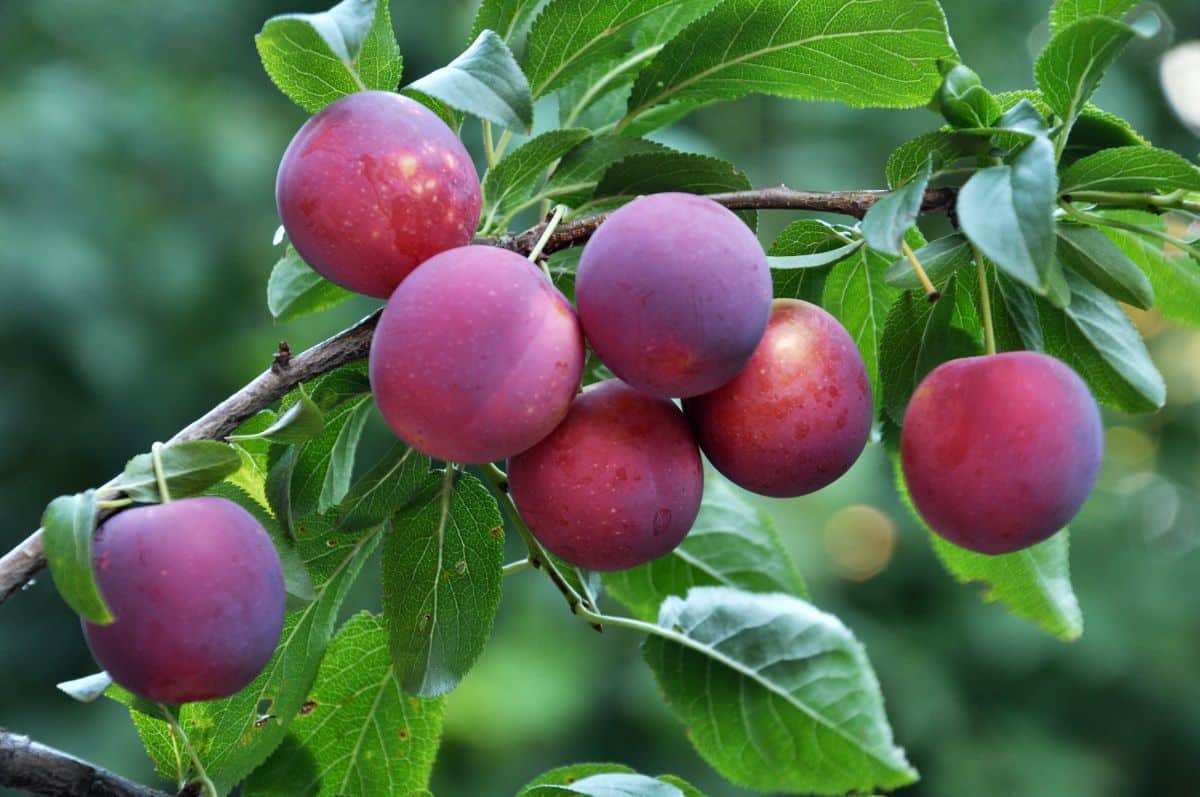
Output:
(0, 728), (173, 797)
(0, 183), (957, 607)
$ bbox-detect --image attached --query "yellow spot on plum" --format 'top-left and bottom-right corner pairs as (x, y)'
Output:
(398, 154), (419, 177)
(443, 152), (459, 169)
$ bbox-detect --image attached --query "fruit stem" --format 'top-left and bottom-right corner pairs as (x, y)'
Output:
(527, 205), (567, 279)
(150, 442), (172, 504)
(158, 704), (217, 797)
(482, 120), (497, 170)
(96, 498), (133, 511)
(900, 240), (940, 302)
(492, 128), (514, 163)
(481, 463), (602, 631)
(501, 558), (534, 576)
(972, 244), (997, 356)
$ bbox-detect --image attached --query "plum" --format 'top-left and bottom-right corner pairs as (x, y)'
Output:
(370, 245), (584, 464)
(684, 299), (872, 497)
(901, 351), (1104, 554)
(276, 90), (481, 298)
(83, 496), (286, 703)
(507, 379), (703, 571)
(575, 192), (771, 398)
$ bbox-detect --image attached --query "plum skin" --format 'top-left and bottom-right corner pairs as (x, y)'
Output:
(901, 351), (1103, 555)
(508, 379), (703, 572)
(370, 245), (585, 464)
(83, 496), (286, 703)
(576, 192), (772, 398)
(276, 90), (482, 299)
(684, 299), (873, 498)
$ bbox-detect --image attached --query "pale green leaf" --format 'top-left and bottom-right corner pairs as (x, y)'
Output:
(338, 444), (438, 533)
(318, 396), (372, 513)
(861, 159), (931, 256)
(885, 234), (972, 290)
(472, 0), (545, 41)
(228, 385), (326, 446)
(770, 219), (858, 302)
(43, 490), (110, 624)
(1059, 146), (1200, 195)
(594, 151), (755, 228)
(1056, 223), (1154, 309)
(267, 248), (354, 324)
(1049, 0), (1140, 33)
(643, 587), (917, 794)
(1098, 209), (1200, 327)
(117, 441), (242, 503)
(543, 136), (667, 206)
(408, 30), (533, 132)
(483, 128), (591, 219)
(822, 245), (901, 409)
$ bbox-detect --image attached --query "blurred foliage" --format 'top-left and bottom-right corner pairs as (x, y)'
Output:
(1, 1), (1199, 795)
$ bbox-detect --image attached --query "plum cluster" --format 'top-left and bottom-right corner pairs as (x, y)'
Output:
(275, 89), (1104, 572)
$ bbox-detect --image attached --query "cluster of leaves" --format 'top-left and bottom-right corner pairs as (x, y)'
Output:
(39, 0), (1200, 795)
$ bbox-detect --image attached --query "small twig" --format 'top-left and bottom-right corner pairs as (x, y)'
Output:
(0, 727), (169, 797)
(900, 239), (940, 302)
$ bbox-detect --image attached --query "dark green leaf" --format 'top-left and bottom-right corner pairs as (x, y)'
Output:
(127, 523), (381, 793)
(382, 472), (504, 697)
(885, 234), (973, 290)
(118, 441), (242, 503)
(958, 136), (1058, 294)
(1098, 209), (1200, 326)
(267, 248), (354, 324)
(769, 220), (857, 303)
(822, 246), (902, 409)
(408, 30), (533, 133)
(482, 128), (591, 220)
(57, 672), (114, 703)
(543, 136), (667, 207)
(1056, 223), (1154, 309)
(885, 131), (986, 188)
(43, 490), (110, 623)
(624, 0), (955, 126)
(1035, 14), (1158, 134)
(291, 396), (373, 519)
(304, 362), (372, 412)
(993, 89), (1148, 166)
(594, 151), (755, 229)
(993, 270), (1046, 352)
(891, 451), (1083, 641)
(603, 471), (807, 622)
(338, 444), (437, 533)
(244, 612), (444, 797)
(229, 384), (326, 446)
(318, 396), (372, 513)
(879, 279), (982, 424)
(1060, 146), (1200, 195)
(862, 159), (932, 256)
(1039, 270), (1165, 412)
(255, 0), (402, 114)
(643, 587), (917, 794)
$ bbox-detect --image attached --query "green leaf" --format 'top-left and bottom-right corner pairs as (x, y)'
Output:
(603, 471), (807, 622)
(1039, 270), (1165, 412)
(382, 472), (504, 697)
(861, 159), (932, 256)
(1060, 146), (1200, 195)
(1098, 209), (1200, 326)
(1049, 0), (1140, 33)
(318, 397), (373, 513)
(526, 774), (687, 797)
(127, 523), (381, 793)
(483, 128), (592, 220)
(822, 245), (901, 410)
(267, 248), (354, 324)
(1035, 14), (1158, 134)
(43, 490), (110, 623)
(879, 278), (981, 424)
(991, 269), (1046, 352)
(891, 452), (1083, 641)
(623, 0), (955, 126)
(472, 0), (544, 41)
(993, 89), (1149, 166)
(57, 671), (114, 703)
(1056, 223), (1154, 309)
(768, 241), (863, 270)
(256, 0), (402, 114)
(244, 612), (444, 797)
(408, 30), (533, 133)
(519, 763), (637, 793)
(594, 151), (755, 229)
(229, 385), (326, 446)
(770, 220), (861, 302)
(117, 441), (241, 503)
(932, 63), (1001, 129)
(885, 234), (972, 290)
(543, 136), (668, 207)
(305, 362), (373, 411)
(885, 131), (985, 189)
(643, 587), (917, 794)
(338, 444), (438, 533)
(525, 0), (685, 98)
(958, 136), (1058, 295)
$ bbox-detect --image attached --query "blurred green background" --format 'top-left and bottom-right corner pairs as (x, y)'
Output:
(2, 1), (1199, 795)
